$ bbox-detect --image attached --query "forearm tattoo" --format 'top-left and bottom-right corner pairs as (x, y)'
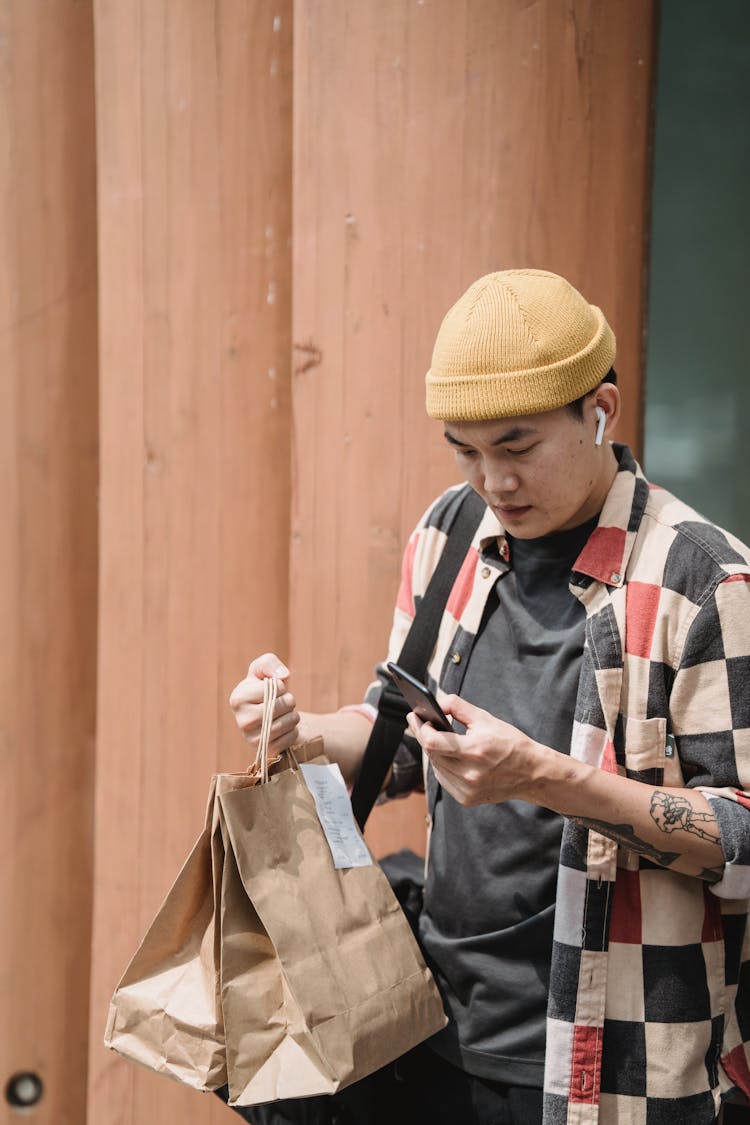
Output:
(573, 790), (722, 880)
(649, 791), (720, 843)
(573, 817), (681, 869)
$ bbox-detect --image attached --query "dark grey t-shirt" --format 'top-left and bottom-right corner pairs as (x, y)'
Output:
(420, 517), (596, 1087)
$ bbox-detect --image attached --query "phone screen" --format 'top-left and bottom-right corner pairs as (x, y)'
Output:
(386, 662), (452, 731)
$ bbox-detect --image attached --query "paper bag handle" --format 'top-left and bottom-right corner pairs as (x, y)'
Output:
(252, 676), (278, 784)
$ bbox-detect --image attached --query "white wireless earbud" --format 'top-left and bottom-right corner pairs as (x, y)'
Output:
(594, 406), (607, 447)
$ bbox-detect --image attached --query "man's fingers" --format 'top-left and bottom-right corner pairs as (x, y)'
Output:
(270, 709), (300, 737)
(236, 694), (296, 731)
(231, 676), (295, 709)
(407, 711), (461, 757)
(242, 708), (300, 745)
(247, 652), (290, 680)
(442, 693), (488, 726)
(431, 762), (469, 804)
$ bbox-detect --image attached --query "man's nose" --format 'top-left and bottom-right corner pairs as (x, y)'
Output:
(483, 464), (519, 496)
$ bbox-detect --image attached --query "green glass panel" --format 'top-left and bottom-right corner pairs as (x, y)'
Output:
(644, 0), (750, 542)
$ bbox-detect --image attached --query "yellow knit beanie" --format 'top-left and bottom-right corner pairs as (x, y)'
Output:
(425, 269), (616, 420)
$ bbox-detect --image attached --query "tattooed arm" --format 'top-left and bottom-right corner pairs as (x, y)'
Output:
(572, 790), (724, 883)
(407, 695), (725, 882)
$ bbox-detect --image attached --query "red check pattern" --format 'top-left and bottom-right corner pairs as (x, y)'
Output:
(624, 581), (662, 660)
(365, 445), (750, 1124)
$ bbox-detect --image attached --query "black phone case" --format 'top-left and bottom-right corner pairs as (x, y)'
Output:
(386, 663), (452, 731)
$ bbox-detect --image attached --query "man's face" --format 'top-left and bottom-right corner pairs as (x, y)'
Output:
(444, 404), (614, 539)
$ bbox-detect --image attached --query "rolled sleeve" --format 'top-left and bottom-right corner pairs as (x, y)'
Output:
(673, 574), (750, 895)
(705, 793), (750, 898)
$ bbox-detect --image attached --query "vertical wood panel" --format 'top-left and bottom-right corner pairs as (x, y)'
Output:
(1, 2), (657, 1118)
(291, 0), (656, 857)
(0, 3), (98, 1123)
(87, 2), (293, 1122)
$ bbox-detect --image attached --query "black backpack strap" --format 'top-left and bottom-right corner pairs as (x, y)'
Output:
(351, 486), (486, 829)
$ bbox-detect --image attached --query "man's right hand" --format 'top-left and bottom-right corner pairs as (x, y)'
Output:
(229, 653), (301, 756)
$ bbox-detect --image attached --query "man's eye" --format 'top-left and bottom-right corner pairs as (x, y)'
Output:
(508, 445), (534, 456)
(456, 447), (477, 458)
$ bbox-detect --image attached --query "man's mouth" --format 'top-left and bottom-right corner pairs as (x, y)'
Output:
(494, 504), (532, 519)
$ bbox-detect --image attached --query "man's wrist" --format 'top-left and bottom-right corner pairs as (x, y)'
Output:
(523, 744), (594, 811)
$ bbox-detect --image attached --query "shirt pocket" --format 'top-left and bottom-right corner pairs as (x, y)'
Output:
(622, 715), (668, 785)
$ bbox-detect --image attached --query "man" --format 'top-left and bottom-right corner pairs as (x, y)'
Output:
(230, 270), (750, 1124)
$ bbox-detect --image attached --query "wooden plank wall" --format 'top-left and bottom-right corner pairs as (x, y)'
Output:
(0, 3), (99, 1123)
(0, 2), (655, 1123)
(291, 0), (656, 858)
(86, 2), (293, 1122)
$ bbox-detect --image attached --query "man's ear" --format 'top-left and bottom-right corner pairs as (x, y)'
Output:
(589, 382), (621, 443)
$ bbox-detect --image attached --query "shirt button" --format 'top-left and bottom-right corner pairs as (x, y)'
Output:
(500, 542), (509, 560)
(610, 571), (621, 584)
(481, 566), (491, 579)
(451, 652), (462, 665)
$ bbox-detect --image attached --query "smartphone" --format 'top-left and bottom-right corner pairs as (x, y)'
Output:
(386, 662), (452, 731)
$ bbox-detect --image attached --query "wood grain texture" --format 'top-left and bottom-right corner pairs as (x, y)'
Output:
(290, 0), (656, 857)
(87, 2), (292, 1121)
(0, 2), (98, 1123)
(0, 2), (657, 1119)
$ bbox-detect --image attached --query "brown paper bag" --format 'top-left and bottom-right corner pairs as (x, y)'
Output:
(105, 681), (446, 1105)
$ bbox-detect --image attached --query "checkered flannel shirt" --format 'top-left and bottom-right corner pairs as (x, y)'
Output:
(360, 444), (750, 1124)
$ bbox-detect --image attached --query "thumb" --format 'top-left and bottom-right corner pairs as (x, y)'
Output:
(248, 652), (291, 680)
(440, 693), (486, 727)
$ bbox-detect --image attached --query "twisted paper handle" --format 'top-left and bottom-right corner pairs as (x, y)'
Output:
(253, 675), (278, 785)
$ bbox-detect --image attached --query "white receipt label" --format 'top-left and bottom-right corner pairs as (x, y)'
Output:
(300, 763), (373, 869)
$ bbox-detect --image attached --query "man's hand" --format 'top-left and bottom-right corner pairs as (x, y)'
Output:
(229, 652), (301, 756)
(407, 692), (726, 882)
(406, 694), (558, 807)
(229, 655), (372, 783)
